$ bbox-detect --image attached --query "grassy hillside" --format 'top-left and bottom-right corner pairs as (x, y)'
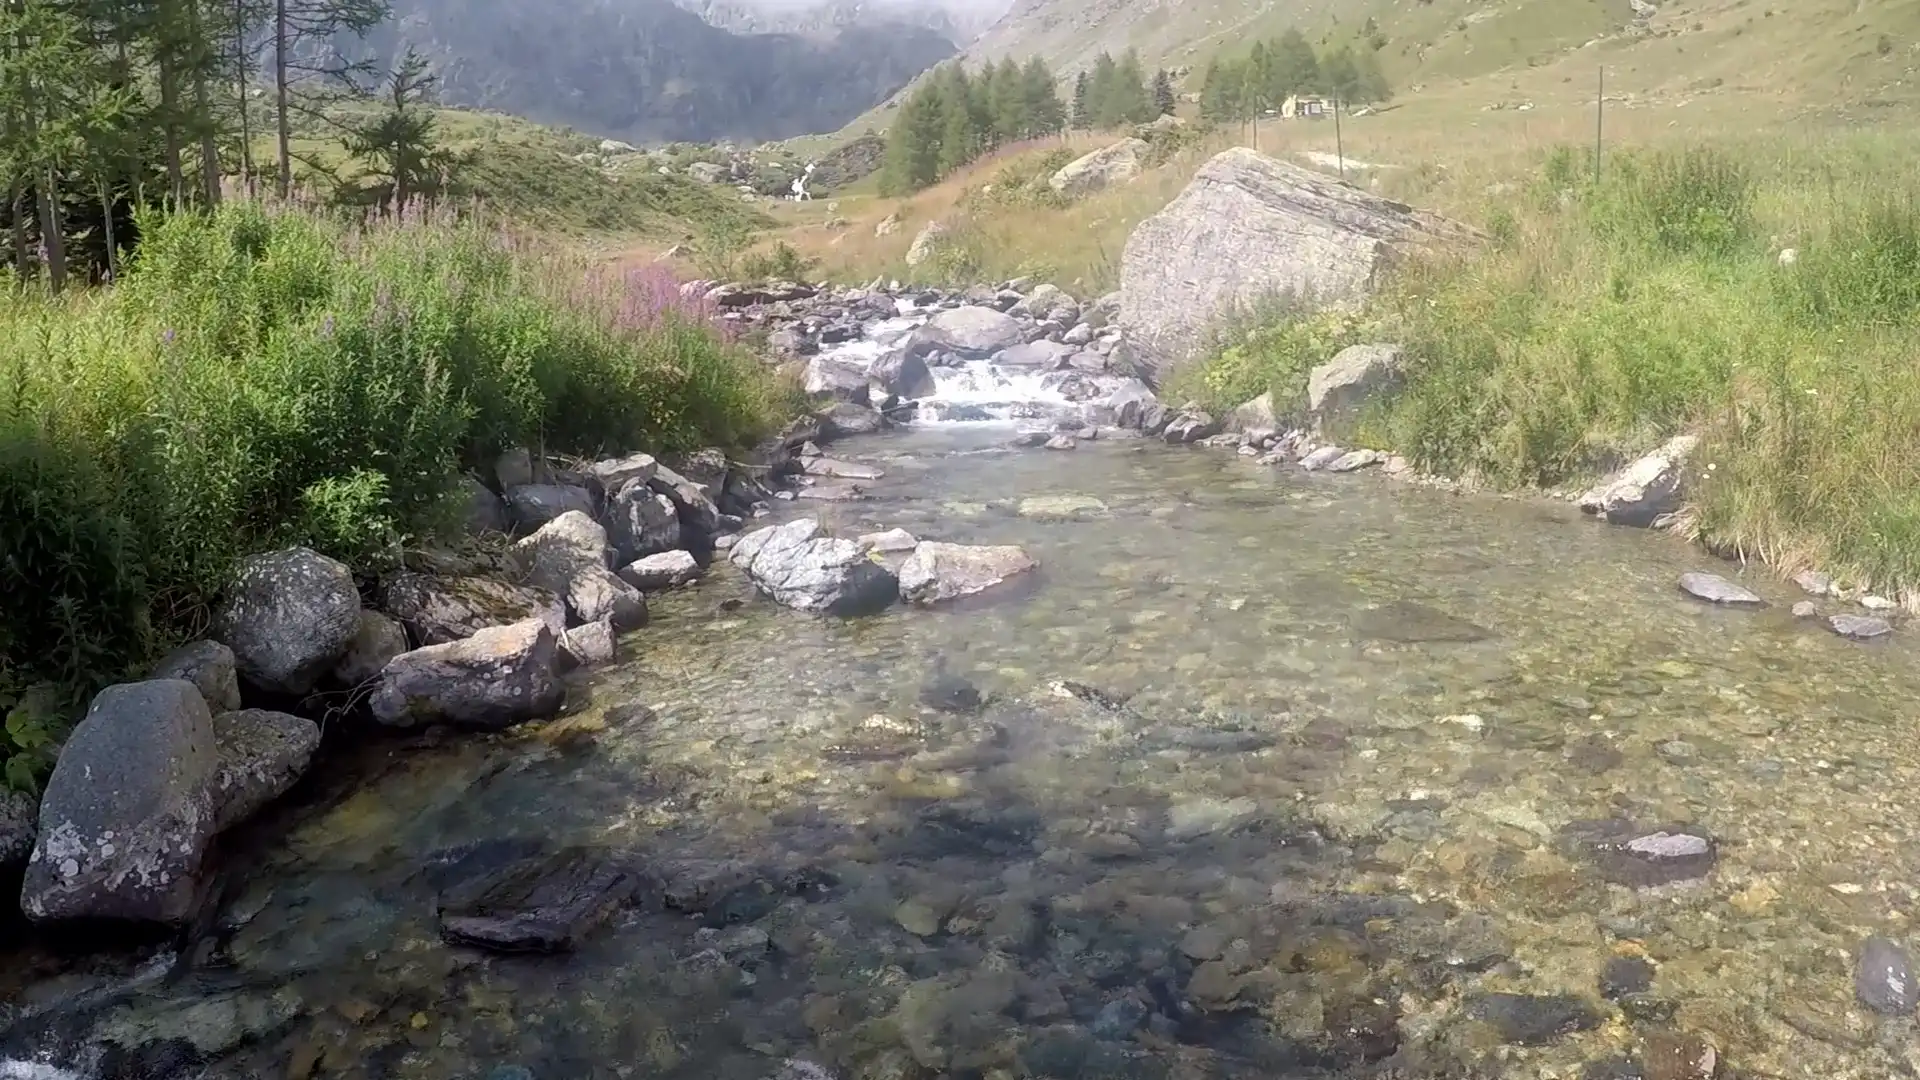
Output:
(268, 104), (770, 242)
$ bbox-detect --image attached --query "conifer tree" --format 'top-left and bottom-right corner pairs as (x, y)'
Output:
(1069, 68), (1090, 129)
(1022, 56), (1064, 135)
(1151, 68), (1175, 117)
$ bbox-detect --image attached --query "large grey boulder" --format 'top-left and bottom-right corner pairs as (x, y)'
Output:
(870, 348), (937, 400)
(331, 610), (410, 686)
(620, 550), (702, 592)
(462, 475), (511, 535)
(1577, 435), (1699, 529)
(211, 709), (321, 831)
(905, 221), (949, 267)
(1094, 379), (1160, 429)
(22, 680), (218, 926)
(1308, 344), (1405, 421)
(382, 572), (565, 645)
(370, 619), (564, 730)
(560, 619), (618, 670)
(1, 788), (37, 868)
(993, 340), (1075, 369)
(1011, 284), (1081, 325)
(509, 512), (647, 631)
(213, 547), (361, 696)
(729, 518), (899, 616)
(1119, 148), (1477, 383)
(816, 402), (888, 441)
(804, 356), (873, 403)
(650, 465), (725, 544)
(899, 543), (1037, 604)
(152, 640), (242, 713)
(586, 453), (658, 493)
(1049, 138), (1148, 197)
(604, 482), (682, 564)
(914, 306), (1027, 358)
(504, 484), (596, 534)
(1227, 391), (1280, 433)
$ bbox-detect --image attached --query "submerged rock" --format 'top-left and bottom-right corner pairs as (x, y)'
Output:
(803, 456), (884, 480)
(1467, 993), (1602, 1045)
(151, 640), (242, 714)
(1349, 600), (1492, 644)
(920, 672), (983, 714)
(23, 680), (218, 926)
(1830, 614), (1893, 641)
(1678, 572), (1763, 607)
(1577, 435), (1698, 528)
(1599, 956), (1655, 1000)
(1855, 936), (1915, 1016)
(729, 518), (898, 616)
(1643, 1033), (1718, 1080)
(213, 547), (361, 696)
(899, 542), (1037, 604)
(370, 619), (564, 730)
(211, 709), (321, 831)
(381, 573), (565, 646)
(436, 845), (641, 953)
(1561, 819), (1718, 888)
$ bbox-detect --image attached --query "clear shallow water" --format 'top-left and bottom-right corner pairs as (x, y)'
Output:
(7, 429), (1920, 1079)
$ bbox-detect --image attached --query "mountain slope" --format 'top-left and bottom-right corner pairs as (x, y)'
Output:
(358, 0), (956, 143)
(673, 0), (1012, 46)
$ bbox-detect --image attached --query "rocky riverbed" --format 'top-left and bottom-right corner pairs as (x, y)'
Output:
(5, 408), (1920, 1079)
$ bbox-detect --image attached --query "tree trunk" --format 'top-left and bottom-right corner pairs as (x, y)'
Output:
(36, 169), (64, 294)
(275, 0), (291, 198)
(99, 177), (118, 282)
(190, 0), (221, 204)
(158, 27), (185, 204)
(9, 185), (27, 282)
(236, 0), (253, 195)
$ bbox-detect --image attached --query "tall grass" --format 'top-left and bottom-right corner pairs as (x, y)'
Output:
(0, 201), (789, 751)
(1185, 133), (1920, 594)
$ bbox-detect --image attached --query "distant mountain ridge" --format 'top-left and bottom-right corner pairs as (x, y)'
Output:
(354, 0), (958, 144)
(672, 0), (1011, 46)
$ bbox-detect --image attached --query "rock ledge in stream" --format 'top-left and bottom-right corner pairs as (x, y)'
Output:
(729, 518), (899, 616)
(370, 619), (564, 730)
(1678, 572), (1763, 607)
(899, 542), (1037, 604)
(23, 679), (218, 926)
(435, 845), (641, 953)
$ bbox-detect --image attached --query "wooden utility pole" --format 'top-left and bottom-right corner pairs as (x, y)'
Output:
(1594, 65), (1605, 184)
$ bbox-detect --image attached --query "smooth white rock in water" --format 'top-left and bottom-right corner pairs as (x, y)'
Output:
(899, 542), (1037, 604)
(1678, 572), (1762, 607)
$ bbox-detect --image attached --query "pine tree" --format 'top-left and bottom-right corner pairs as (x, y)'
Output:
(1021, 56), (1064, 136)
(1321, 46), (1361, 105)
(1112, 48), (1153, 124)
(933, 66), (980, 176)
(880, 80), (942, 194)
(1150, 68), (1175, 117)
(1272, 28), (1321, 102)
(1087, 50), (1119, 127)
(1198, 59), (1240, 123)
(987, 56), (1027, 142)
(342, 47), (449, 211)
(1069, 69), (1090, 129)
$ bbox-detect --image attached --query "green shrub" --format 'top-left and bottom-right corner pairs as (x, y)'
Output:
(740, 241), (819, 283)
(1589, 146), (1756, 256)
(0, 201), (787, 782)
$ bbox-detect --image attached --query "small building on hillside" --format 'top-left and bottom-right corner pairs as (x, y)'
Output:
(1281, 95), (1332, 119)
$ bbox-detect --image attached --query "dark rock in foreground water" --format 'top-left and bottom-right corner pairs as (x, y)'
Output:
(1678, 572), (1763, 607)
(436, 845), (641, 953)
(1467, 993), (1603, 1045)
(1855, 936), (1915, 1016)
(920, 672), (984, 714)
(1349, 600), (1494, 644)
(1643, 1032), (1718, 1080)
(1829, 614), (1893, 641)
(1562, 819), (1718, 888)
(1599, 955), (1655, 1000)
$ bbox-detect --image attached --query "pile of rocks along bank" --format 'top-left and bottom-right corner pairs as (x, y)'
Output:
(4, 438), (838, 930)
